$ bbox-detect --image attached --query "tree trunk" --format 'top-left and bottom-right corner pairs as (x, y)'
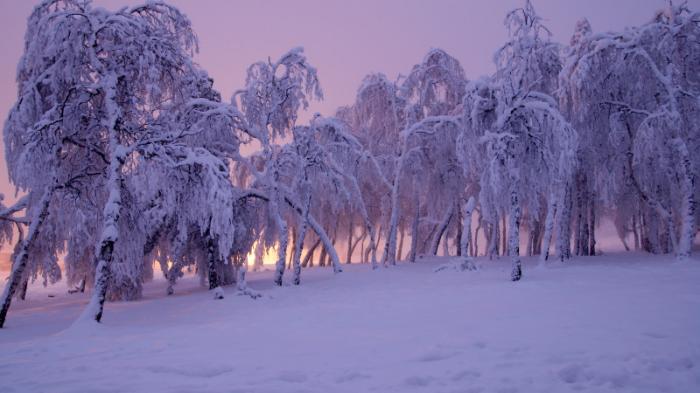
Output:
(396, 226), (405, 262)
(430, 203), (454, 256)
(539, 191), (557, 264)
(302, 237), (320, 268)
(456, 206), (463, 257)
(501, 213), (507, 256)
(574, 180), (583, 256)
(443, 230), (450, 256)
(460, 197), (476, 259)
(526, 220), (535, 257)
(318, 244), (327, 267)
(0, 187), (54, 328)
(253, 239), (264, 272)
(288, 227), (297, 270)
(673, 139), (695, 260)
(292, 224), (306, 285)
(488, 219), (499, 260)
(588, 195), (596, 256)
(382, 168), (402, 266)
(349, 230), (365, 265)
(206, 235), (220, 290)
(346, 218), (354, 264)
(473, 215), (482, 257)
(79, 75), (128, 324)
(327, 220), (339, 267)
(297, 208), (343, 274)
(508, 188), (522, 281)
(368, 224), (382, 266)
(557, 183), (573, 262)
(632, 214), (640, 251)
(272, 193), (289, 286)
(360, 235), (365, 263)
(166, 259), (186, 295)
(409, 193), (420, 263)
(82, 145), (126, 323)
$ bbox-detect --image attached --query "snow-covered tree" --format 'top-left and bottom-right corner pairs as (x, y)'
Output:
(560, 3), (699, 260)
(461, 1), (577, 280)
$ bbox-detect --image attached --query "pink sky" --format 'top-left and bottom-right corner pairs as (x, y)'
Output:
(1, 0), (698, 204)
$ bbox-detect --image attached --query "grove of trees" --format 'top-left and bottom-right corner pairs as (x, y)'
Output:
(0, 0), (698, 327)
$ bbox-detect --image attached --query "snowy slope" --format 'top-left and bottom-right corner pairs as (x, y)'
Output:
(1, 253), (699, 393)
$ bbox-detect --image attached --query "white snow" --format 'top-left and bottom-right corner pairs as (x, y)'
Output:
(1, 253), (699, 393)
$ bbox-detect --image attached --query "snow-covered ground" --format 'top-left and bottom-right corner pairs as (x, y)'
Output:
(1, 253), (699, 393)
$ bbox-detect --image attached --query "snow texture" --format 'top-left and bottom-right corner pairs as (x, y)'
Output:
(1, 253), (698, 393)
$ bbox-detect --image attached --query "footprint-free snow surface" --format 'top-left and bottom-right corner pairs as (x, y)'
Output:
(1, 253), (699, 393)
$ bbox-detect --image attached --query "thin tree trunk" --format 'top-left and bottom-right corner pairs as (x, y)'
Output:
(0, 187), (54, 328)
(293, 190), (310, 284)
(272, 193), (289, 286)
(443, 230), (450, 256)
(254, 239), (264, 272)
(673, 140), (695, 260)
(16, 226), (29, 302)
(526, 220), (535, 257)
(80, 75), (126, 324)
(501, 213), (507, 256)
(473, 215), (482, 257)
(369, 224), (382, 266)
(349, 229), (366, 264)
(327, 220), (339, 267)
(589, 196), (596, 256)
(539, 191), (557, 264)
(409, 193), (420, 262)
(632, 214), (640, 251)
(509, 188), (522, 281)
(456, 206), (463, 257)
(382, 168), (401, 266)
(375, 224), (383, 259)
(460, 197), (476, 259)
(532, 219), (542, 256)
(430, 204), (454, 256)
(318, 244), (327, 267)
(288, 227), (296, 269)
(302, 237), (320, 268)
(360, 234), (366, 263)
(396, 226), (405, 262)
(574, 181), (583, 256)
(557, 183), (572, 262)
(206, 234), (220, 290)
(346, 218), (354, 264)
(488, 219), (499, 260)
(297, 208), (343, 274)
(166, 259), (186, 295)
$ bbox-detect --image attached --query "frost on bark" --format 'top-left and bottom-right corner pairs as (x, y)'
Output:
(673, 139), (696, 261)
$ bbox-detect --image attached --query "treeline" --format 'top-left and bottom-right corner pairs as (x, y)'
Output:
(0, 0), (697, 327)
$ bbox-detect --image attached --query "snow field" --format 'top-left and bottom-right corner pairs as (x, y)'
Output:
(1, 253), (699, 393)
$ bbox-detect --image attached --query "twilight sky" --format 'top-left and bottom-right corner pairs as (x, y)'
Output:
(1, 0), (698, 203)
